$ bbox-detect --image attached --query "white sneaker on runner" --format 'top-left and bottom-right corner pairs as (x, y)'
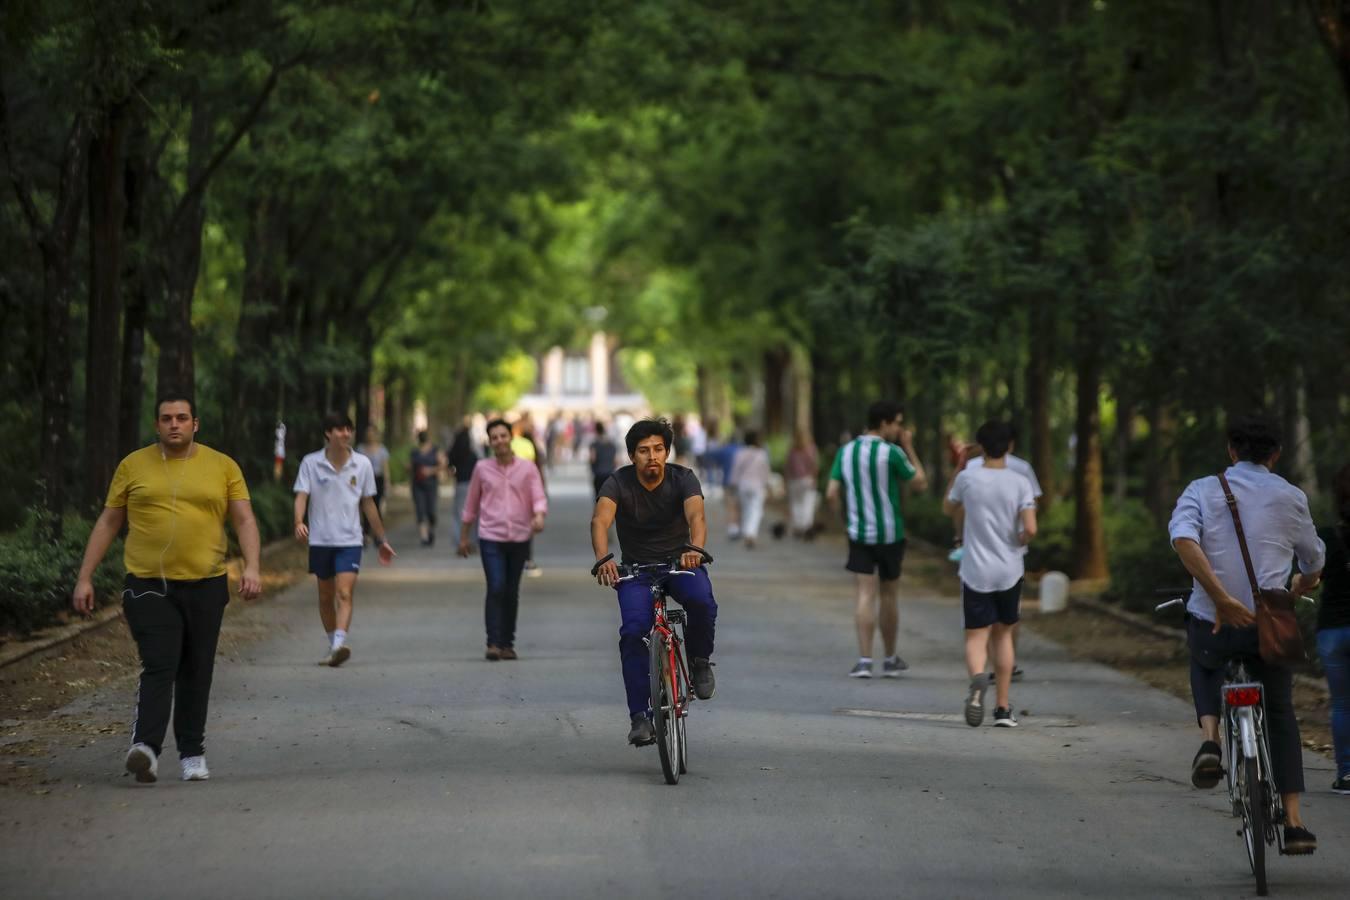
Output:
(326, 645), (351, 667)
(180, 756), (210, 781)
(125, 743), (158, 783)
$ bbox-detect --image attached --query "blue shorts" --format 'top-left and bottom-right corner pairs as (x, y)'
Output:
(309, 546), (362, 580)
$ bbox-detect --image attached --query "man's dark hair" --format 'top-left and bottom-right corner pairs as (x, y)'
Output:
(626, 418), (674, 456)
(1227, 414), (1282, 464)
(1333, 463), (1350, 525)
(866, 400), (904, 431)
(322, 411), (354, 434)
(975, 420), (1014, 459)
(485, 418), (512, 436)
(155, 392), (196, 418)
(417, 429), (429, 443)
(594, 421), (606, 436)
(744, 430), (760, 447)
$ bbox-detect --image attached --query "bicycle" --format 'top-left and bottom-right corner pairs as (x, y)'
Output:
(592, 544), (713, 785)
(1156, 593), (1303, 897)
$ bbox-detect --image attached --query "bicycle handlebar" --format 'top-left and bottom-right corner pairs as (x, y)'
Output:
(589, 544), (713, 578)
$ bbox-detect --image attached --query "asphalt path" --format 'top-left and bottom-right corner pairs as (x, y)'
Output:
(2, 465), (1347, 899)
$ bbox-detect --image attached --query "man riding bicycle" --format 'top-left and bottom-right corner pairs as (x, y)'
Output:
(591, 418), (718, 746)
(1168, 414), (1324, 854)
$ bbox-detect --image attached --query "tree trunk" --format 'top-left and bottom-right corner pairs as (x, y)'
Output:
(1073, 344), (1108, 580)
(1025, 298), (1054, 508)
(83, 105), (130, 509)
(762, 347), (789, 436)
(155, 100), (212, 398)
(790, 345), (813, 438)
(1112, 390), (1134, 505)
(118, 120), (151, 457)
(1144, 397), (1179, 525)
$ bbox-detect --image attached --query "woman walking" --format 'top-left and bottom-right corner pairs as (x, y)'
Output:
(730, 431), (772, 549)
(410, 431), (445, 546)
(785, 429), (820, 539)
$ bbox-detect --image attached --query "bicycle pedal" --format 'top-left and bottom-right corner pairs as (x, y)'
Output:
(667, 610), (687, 625)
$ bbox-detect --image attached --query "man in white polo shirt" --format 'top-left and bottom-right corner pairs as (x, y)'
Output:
(294, 411), (396, 666)
(944, 420), (1037, 727)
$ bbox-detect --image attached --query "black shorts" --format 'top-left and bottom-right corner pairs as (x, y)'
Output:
(846, 539), (905, 582)
(962, 579), (1023, 629)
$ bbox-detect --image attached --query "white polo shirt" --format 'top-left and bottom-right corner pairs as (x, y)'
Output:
(293, 449), (376, 547)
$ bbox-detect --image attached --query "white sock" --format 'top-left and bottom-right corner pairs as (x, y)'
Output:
(326, 630), (335, 649)
(333, 629), (347, 649)
(858, 657), (872, 666)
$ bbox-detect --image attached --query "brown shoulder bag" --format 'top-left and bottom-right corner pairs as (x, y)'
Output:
(1217, 472), (1305, 666)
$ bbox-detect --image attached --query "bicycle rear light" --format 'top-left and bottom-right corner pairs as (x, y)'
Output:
(1224, 686), (1262, 707)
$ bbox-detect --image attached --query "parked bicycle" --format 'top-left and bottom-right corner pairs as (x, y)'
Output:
(1156, 592), (1313, 897)
(592, 544), (713, 784)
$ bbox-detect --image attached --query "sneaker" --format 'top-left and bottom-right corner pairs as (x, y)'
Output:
(180, 756), (210, 781)
(964, 675), (987, 727)
(498, 647), (518, 661)
(849, 661), (873, 679)
(993, 707), (1018, 727)
(691, 657), (716, 700)
(1190, 740), (1223, 789)
(1283, 825), (1317, 855)
(125, 743), (158, 783)
(485, 645), (501, 661)
(326, 645), (351, 668)
(524, 560), (542, 578)
(628, 713), (655, 746)
(881, 655), (908, 678)
(988, 667), (1024, 683)
(1332, 775), (1350, 795)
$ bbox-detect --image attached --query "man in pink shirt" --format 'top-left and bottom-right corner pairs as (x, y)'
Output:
(458, 418), (548, 660)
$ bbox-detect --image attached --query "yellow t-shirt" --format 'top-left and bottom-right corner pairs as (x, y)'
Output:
(105, 444), (251, 580)
(510, 436), (537, 461)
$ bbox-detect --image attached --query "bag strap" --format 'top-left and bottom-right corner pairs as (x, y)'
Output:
(1218, 471), (1263, 602)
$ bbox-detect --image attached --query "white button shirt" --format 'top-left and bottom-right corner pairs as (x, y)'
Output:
(1168, 461), (1325, 623)
(294, 450), (376, 547)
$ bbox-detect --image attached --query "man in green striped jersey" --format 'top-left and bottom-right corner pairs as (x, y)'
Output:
(826, 400), (929, 678)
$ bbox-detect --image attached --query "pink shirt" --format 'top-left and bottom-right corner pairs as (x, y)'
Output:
(461, 456), (547, 543)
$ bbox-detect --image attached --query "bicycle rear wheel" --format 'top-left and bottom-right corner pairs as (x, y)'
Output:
(650, 634), (680, 784)
(1239, 752), (1267, 896)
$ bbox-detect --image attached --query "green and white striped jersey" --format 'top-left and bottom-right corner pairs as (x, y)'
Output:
(829, 435), (917, 544)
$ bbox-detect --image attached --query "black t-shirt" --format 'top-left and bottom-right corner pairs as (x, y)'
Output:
(591, 439), (618, 477)
(599, 464), (703, 564)
(1317, 525), (1350, 631)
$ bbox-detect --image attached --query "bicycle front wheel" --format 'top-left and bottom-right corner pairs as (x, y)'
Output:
(650, 634), (679, 784)
(1239, 753), (1267, 895)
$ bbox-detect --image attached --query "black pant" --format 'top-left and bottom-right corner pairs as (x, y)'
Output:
(1187, 616), (1304, 793)
(412, 479), (438, 528)
(122, 574), (229, 759)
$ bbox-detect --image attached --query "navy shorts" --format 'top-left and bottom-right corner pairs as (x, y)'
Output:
(962, 579), (1023, 629)
(845, 539), (906, 582)
(309, 546), (362, 579)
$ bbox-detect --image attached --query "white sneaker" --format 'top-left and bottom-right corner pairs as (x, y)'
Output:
(125, 743), (158, 783)
(181, 756), (210, 781)
(326, 645), (351, 667)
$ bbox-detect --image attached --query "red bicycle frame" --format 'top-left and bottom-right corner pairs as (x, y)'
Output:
(651, 593), (691, 719)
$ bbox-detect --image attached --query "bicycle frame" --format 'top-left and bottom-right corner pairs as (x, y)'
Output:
(1222, 662), (1284, 853)
(647, 580), (692, 720)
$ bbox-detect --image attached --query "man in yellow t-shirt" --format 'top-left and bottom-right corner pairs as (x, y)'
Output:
(72, 394), (262, 785)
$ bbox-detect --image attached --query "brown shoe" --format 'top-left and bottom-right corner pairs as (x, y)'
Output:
(485, 645), (501, 661)
(499, 647), (518, 660)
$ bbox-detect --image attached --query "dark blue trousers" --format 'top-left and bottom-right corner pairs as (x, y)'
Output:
(616, 567), (717, 716)
(480, 539), (529, 649)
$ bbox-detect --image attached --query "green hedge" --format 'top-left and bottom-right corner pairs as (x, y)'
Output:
(0, 509), (125, 636)
(246, 481), (296, 545)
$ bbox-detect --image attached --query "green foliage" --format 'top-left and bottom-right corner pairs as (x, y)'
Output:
(1103, 501), (1190, 613)
(0, 509), (124, 636)
(243, 482), (295, 546)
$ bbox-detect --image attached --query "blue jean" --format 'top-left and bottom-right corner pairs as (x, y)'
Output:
(616, 567), (717, 716)
(480, 539), (529, 649)
(1318, 626), (1350, 778)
